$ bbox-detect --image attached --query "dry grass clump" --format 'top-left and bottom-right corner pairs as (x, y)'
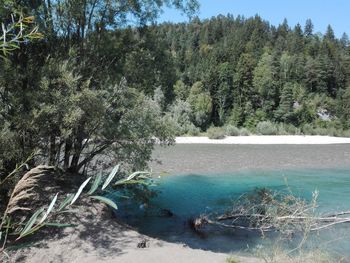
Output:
(3, 166), (57, 218)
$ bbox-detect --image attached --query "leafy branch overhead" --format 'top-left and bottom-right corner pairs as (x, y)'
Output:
(1, 14), (43, 57)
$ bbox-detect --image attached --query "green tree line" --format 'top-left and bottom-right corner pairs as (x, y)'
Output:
(152, 15), (350, 135)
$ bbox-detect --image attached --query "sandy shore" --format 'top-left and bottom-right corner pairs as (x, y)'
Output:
(10, 203), (260, 263)
(176, 135), (350, 144)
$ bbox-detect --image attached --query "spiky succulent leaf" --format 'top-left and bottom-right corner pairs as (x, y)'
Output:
(20, 207), (45, 238)
(88, 172), (102, 195)
(102, 164), (120, 190)
(58, 194), (74, 211)
(39, 193), (58, 224)
(71, 177), (91, 205)
(90, 196), (118, 210)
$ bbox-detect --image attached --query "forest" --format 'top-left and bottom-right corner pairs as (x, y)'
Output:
(152, 15), (350, 136)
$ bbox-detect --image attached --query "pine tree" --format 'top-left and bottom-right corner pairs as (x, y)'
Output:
(304, 19), (314, 37)
(325, 25), (335, 41)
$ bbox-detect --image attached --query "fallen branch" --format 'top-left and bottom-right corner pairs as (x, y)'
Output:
(191, 188), (350, 235)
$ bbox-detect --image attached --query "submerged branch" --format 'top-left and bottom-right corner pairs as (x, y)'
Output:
(191, 188), (350, 235)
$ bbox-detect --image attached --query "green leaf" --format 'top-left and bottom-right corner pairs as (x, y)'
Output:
(114, 178), (151, 186)
(126, 171), (150, 181)
(58, 194), (74, 211)
(39, 193), (58, 224)
(71, 177), (91, 205)
(102, 164), (120, 190)
(90, 196), (118, 210)
(88, 172), (102, 195)
(19, 207), (45, 238)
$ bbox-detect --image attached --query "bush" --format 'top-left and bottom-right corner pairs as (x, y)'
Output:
(207, 127), (226, 139)
(239, 128), (250, 136)
(256, 121), (278, 135)
(313, 127), (330, 136)
(341, 130), (350, 137)
(276, 123), (288, 135)
(302, 124), (314, 135)
(185, 124), (201, 136)
(277, 123), (301, 135)
(225, 125), (240, 136)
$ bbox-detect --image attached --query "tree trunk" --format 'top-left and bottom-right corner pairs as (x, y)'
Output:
(63, 139), (72, 170)
(69, 137), (83, 173)
(48, 134), (56, 165)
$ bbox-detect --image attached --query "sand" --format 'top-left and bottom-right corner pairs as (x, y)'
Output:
(9, 203), (261, 263)
(176, 135), (350, 145)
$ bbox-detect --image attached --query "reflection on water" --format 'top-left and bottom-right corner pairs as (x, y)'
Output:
(116, 168), (350, 258)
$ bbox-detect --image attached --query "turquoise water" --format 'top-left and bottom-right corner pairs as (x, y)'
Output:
(117, 168), (350, 258)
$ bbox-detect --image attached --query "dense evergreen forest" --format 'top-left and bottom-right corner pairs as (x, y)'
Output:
(150, 15), (350, 135)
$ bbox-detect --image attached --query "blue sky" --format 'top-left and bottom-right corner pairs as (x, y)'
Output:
(159, 0), (349, 37)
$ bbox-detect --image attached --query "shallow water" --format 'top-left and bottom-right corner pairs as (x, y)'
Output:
(117, 145), (350, 258)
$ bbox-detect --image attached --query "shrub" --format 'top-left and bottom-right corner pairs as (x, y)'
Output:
(313, 127), (329, 136)
(276, 123), (288, 135)
(286, 124), (301, 135)
(225, 125), (240, 136)
(207, 127), (226, 139)
(186, 124), (201, 136)
(302, 124), (314, 135)
(256, 121), (278, 135)
(239, 128), (250, 136)
(341, 130), (350, 137)
(277, 123), (301, 135)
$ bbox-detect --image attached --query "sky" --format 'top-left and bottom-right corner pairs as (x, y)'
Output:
(158, 0), (349, 37)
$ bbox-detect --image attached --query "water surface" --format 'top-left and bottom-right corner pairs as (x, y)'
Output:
(118, 145), (350, 258)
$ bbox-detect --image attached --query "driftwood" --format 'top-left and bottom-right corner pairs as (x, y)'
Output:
(191, 188), (350, 234)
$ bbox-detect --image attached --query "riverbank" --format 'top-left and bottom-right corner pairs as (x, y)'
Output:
(176, 135), (350, 144)
(10, 202), (260, 263)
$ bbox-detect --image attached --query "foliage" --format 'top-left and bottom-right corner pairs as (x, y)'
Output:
(0, 0), (199, 176)
(225, 125), (240, 136)
(165, 98), (199, 136)
(207, 126), (226, 140)
(187, 82), (213, 130)
(256, 121), (278, 135)
(239, 128), (250, 136)
(150, 15), (350, 133)
(0, 14), (42, 58)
